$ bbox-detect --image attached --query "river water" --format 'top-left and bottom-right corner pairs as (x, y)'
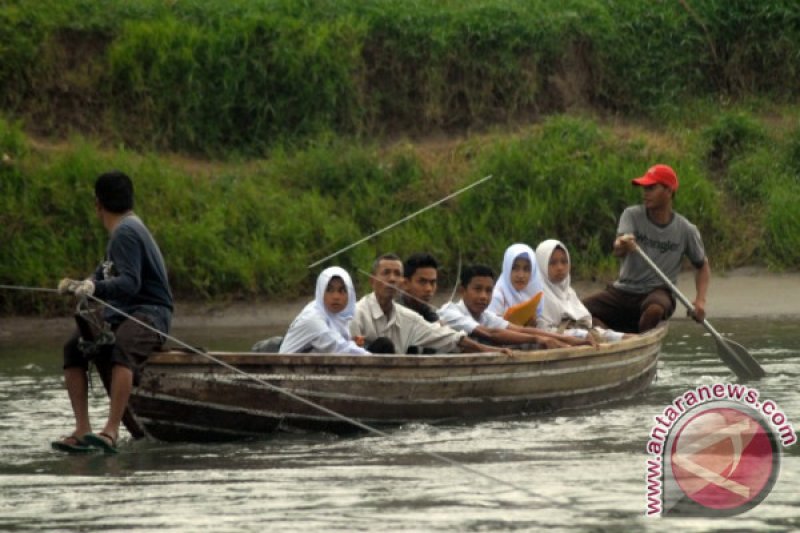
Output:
(0, 319), (797, 531)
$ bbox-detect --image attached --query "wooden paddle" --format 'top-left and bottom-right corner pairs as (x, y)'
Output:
(632, 243), (765, 380)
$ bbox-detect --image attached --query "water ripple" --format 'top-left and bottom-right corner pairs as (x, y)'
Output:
(1, 319), (797, 531)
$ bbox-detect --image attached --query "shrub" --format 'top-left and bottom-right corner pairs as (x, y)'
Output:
(725, 147), (784, 205)
(703, 112), (767, 171)
(764, 182), (800, 267)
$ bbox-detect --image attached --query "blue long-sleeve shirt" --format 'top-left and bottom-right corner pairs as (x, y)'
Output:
(92, 215), (173, 333)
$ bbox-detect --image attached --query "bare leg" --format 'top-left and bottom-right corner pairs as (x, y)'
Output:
(639, 304), (665, 333)
(101, 364), (133, 442)
(64, 367), (92, 436)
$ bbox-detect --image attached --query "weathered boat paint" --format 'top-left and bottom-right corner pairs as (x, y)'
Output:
(126, 325), (668, 441)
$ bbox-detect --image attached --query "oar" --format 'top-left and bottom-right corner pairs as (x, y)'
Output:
(632, 243), (765, 380)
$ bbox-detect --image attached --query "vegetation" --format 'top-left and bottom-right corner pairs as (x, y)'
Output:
(2, 107), (800, 313)
(2, 0), (800, 155)
(1, 1), (799, 313)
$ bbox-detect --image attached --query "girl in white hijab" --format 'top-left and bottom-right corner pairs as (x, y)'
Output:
(488, 243), (544, 323)
(280, 267), (370, 354)
(534, 239), (626, 342)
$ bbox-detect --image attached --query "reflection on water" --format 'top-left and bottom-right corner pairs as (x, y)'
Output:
(0, 319), (797, 531)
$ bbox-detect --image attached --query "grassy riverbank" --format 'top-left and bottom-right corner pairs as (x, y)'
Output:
(2, 105), (800, 313)
(2, 1), (800, 155)
(1, 1), (800, 313)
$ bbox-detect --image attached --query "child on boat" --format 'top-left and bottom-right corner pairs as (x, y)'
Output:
(279, 267), (370, 354)
(488, 243), (544, 326)
(351, 253), (506, 355)
(439, 265), (594, 349)
(535, 239), (629, 342)
(399, 252), (441, 323)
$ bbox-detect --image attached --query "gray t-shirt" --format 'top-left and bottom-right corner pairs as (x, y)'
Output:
(613, 205), (706, 294)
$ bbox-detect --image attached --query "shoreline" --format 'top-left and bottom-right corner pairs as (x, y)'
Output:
(1, 267), (798, 339)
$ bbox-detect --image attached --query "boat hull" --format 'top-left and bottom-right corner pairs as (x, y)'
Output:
(127, 325), (668, 441)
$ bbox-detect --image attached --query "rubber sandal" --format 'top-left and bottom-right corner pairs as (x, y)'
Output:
(51, 434), (95, 454)
(82, 432), (119, 454)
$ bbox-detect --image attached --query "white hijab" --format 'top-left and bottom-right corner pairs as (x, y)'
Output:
(534, 239), (592, 329)
(489, 243), (544, 316)
(280, 266), (358, 353)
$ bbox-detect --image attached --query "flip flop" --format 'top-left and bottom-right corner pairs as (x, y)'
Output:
(82, 432), (119, 454)
(51, 434), (95, 454)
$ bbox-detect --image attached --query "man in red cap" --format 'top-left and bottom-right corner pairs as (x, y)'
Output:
(582, 164), (710, 333)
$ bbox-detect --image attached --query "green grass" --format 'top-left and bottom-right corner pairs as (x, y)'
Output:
(2, 0), (800, 312)
(2, 108), (799, 314)
(764, 182), (800, 267)
(3, 0), (800, 155)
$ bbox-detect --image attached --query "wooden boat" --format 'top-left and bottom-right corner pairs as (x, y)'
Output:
(124, 324), (668, 442)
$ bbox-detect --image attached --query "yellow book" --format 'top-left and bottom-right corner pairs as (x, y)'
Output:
(503, 292), (543, 326)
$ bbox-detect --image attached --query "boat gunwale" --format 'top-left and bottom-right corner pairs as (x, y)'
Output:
(146, 324), (668, 368)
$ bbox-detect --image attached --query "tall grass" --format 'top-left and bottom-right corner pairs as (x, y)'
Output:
(3, 0), (800, 155)
(107, 13), (367, 155)
(459, 116), (722, 279)
(4, 109), (798, 314)
(764, 181), (800, 267)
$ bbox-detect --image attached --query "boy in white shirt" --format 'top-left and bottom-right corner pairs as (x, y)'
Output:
(440, 265), (594, 349)
(351, 254), (508, 355)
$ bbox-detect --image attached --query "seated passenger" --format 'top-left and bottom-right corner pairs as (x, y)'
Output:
(488, 243), (544, 326)
(439, 265), (594, 349)
(399, 252), (441, 323)
(279, 267), (370, 354)
(350, 253), (508, 355)
(535, 239), (630, 343)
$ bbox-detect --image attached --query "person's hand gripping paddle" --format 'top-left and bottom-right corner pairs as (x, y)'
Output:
(630, 239), (765, 381)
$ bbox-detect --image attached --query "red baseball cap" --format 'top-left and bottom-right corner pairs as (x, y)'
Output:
(631, 164), (678, 191)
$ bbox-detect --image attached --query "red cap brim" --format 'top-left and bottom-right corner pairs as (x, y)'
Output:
(631, 175), (657, 187)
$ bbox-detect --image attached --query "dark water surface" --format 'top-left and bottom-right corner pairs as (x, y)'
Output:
(1, 320), (797, 532)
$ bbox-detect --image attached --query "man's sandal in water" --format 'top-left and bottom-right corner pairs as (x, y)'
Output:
(83, 432), (119, 454)
(51, 434), (95, 454)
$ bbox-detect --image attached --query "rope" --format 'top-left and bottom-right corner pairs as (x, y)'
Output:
(0, 284), (59, 293)
(0, 283), (559, 503)
(307, 174), (493, 269)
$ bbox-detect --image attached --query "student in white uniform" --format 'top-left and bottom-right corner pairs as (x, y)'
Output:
(440, 265), (594, 349)
(535, 239), (628, 343)
(280, 266), (370, 354)
(488, 243), (544, 324)
(351, 253), (508, 355)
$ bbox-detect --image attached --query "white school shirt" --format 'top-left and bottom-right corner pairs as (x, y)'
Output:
(489, 243), (545, 318)
(279, 267), (369, 355)
(350, 293), (466, 354)
(534, 239), (593, 330)
(439, 300), (509, 334)
(534, 239), (624, 343)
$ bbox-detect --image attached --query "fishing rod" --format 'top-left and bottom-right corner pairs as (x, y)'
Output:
(0, 283), (562, 504)
(307, 174), (494, 269)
